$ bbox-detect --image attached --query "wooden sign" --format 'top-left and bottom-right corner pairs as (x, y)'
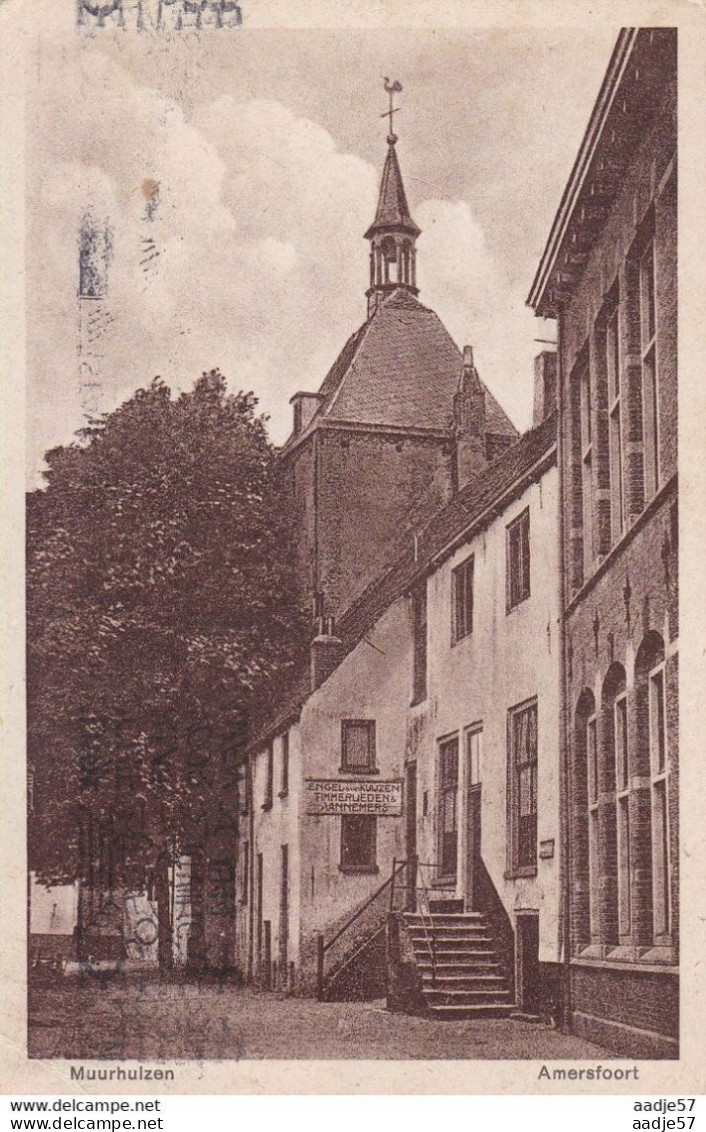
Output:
(305, 778), (403, 816)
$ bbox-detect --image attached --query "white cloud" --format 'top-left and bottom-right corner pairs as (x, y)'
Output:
(28, 52), (542, 483)
(415, 197), (538, 431)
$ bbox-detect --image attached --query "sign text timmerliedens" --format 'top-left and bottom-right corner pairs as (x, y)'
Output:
(305, 779), (402, 815)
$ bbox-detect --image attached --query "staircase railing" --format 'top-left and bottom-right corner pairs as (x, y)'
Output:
(316, 857), (408, 999)
(415, 860), (438, 987)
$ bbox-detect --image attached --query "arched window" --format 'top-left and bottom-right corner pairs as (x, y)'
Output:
(381, 236), (398, 284)
(574, 689), (598, 947)
(402, 240), (412, 285)
(635, 631), (670, 940)
(601, 663), (627, 945)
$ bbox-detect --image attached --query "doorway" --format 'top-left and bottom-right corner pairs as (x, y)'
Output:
(405, 762), (417, 910)
(465, 784), (482, 909)
(464, 725), (482, 909)
(516, 912), (541, 1012)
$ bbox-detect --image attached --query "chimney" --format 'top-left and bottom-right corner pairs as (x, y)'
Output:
(290, 392), (324, 436)
(533, 351), (557, 424)
(453, 345), (487, 492)
(310, 616), (344, 691)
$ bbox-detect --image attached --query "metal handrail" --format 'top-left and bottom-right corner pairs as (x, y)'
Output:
(324, 858), (407, 955)
(316, 857), (408, 998)
(415, 860), (437, 986)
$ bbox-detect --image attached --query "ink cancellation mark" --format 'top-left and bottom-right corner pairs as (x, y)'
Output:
(77, 209), (114, 421)
(77, 0), (243, 32)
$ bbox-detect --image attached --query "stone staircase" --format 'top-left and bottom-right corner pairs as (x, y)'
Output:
(403, 908), (516, 1019)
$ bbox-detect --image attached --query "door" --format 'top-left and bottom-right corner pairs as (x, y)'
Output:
(516, 913), (540, 1012)
(256, 852), (263, 979)
(465, 785), (482, 909)
(465, 725), (483, 909)
(405, 762), (417, 910)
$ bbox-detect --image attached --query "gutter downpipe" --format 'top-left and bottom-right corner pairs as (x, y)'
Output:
(556, 302), (573, 1033)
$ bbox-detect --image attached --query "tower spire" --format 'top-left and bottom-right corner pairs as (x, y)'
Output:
(365, 79), (421, 317)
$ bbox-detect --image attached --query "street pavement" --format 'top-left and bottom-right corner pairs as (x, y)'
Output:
(29, 977), (616, 1061)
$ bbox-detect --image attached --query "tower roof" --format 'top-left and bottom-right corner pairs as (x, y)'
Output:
(365, 141), (421, 239)
(285, 288), (518, 439)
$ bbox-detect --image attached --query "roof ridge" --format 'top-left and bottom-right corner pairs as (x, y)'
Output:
(321, 301), (387, 420)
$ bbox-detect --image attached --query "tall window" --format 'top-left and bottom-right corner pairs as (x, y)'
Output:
(606, 306), (625, 540)
(452, 554), (474, 642)
(438, 736), (459, 878)
(411, 585), (427, 704)
(465, 725), (482, 786)
(280, 731), (289, 797)
(340, 815), (377, 872)
(508, 699), (538, 872)
(614, 690), (631, 936)
(341, 720), (376, 773)
(586, 711), (600, 938)
(640, 240), (660, 499)
(241, 840), (249, 904)
(506, 508), (531, 611)
(263, 743), (274, 810)
(579, 364), (594, 567)
(240, 761), (251, 815)
(649, 662), (670, 937)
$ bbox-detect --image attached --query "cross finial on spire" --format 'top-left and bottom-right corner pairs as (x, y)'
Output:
(381, 78), (403, 144)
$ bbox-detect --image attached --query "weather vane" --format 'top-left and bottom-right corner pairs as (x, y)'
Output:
(381, 78), (403, 144)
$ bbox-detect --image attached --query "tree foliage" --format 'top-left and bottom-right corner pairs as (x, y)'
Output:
(27, 371), (308, 889)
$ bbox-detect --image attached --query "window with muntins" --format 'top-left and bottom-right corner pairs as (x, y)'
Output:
(466, 725), (482, 786)
(438, 736), (459, 878)
(606, 306), (625, 540)
(341, 720), (376, 773)
(240, 761), (251, 815)
(640, 240), (660, 500)
(586, 712), (600, 938)
(579, 363), (594, 569)
(241, 840), (249, 904)
(507, 509), (531, 611)
(340, 815), (377, 872)
(411, 585), (427, 704)
(452, 554), (474, 642)
(508, 700), (538, 872)
(263, 744), (274, 810)
(280, 731), (289, 797)
(649, 662), (670, 937)
(613, 688), (631, 937)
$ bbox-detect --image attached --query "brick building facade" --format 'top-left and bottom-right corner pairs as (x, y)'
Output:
(528, 27), (678, 1057)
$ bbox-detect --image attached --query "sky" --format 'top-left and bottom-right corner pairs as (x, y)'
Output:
(26, 17), (619, 485)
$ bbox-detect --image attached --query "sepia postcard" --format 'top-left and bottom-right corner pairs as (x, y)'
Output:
(1, 0), (705, 1097)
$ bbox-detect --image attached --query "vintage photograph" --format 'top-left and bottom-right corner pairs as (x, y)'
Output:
(22, 11), (678, 1067)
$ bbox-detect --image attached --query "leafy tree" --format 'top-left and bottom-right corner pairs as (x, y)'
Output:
(27, 371), (308, 964)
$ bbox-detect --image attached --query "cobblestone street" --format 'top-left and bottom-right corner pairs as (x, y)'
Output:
(29, 977), (615, 1061)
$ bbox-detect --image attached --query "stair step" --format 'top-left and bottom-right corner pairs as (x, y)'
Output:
(404, 913), (484, 923)
(417, 959), (501, 972)
(424, 987), (511, 1000)
(421, 973), (506, 987)
(411, 942), (495, 954)
(427, 1002), (517, 1020)
(428, 900), (465, 914)
(407, 922), (491, 931)
(408, 932), (493, 943)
